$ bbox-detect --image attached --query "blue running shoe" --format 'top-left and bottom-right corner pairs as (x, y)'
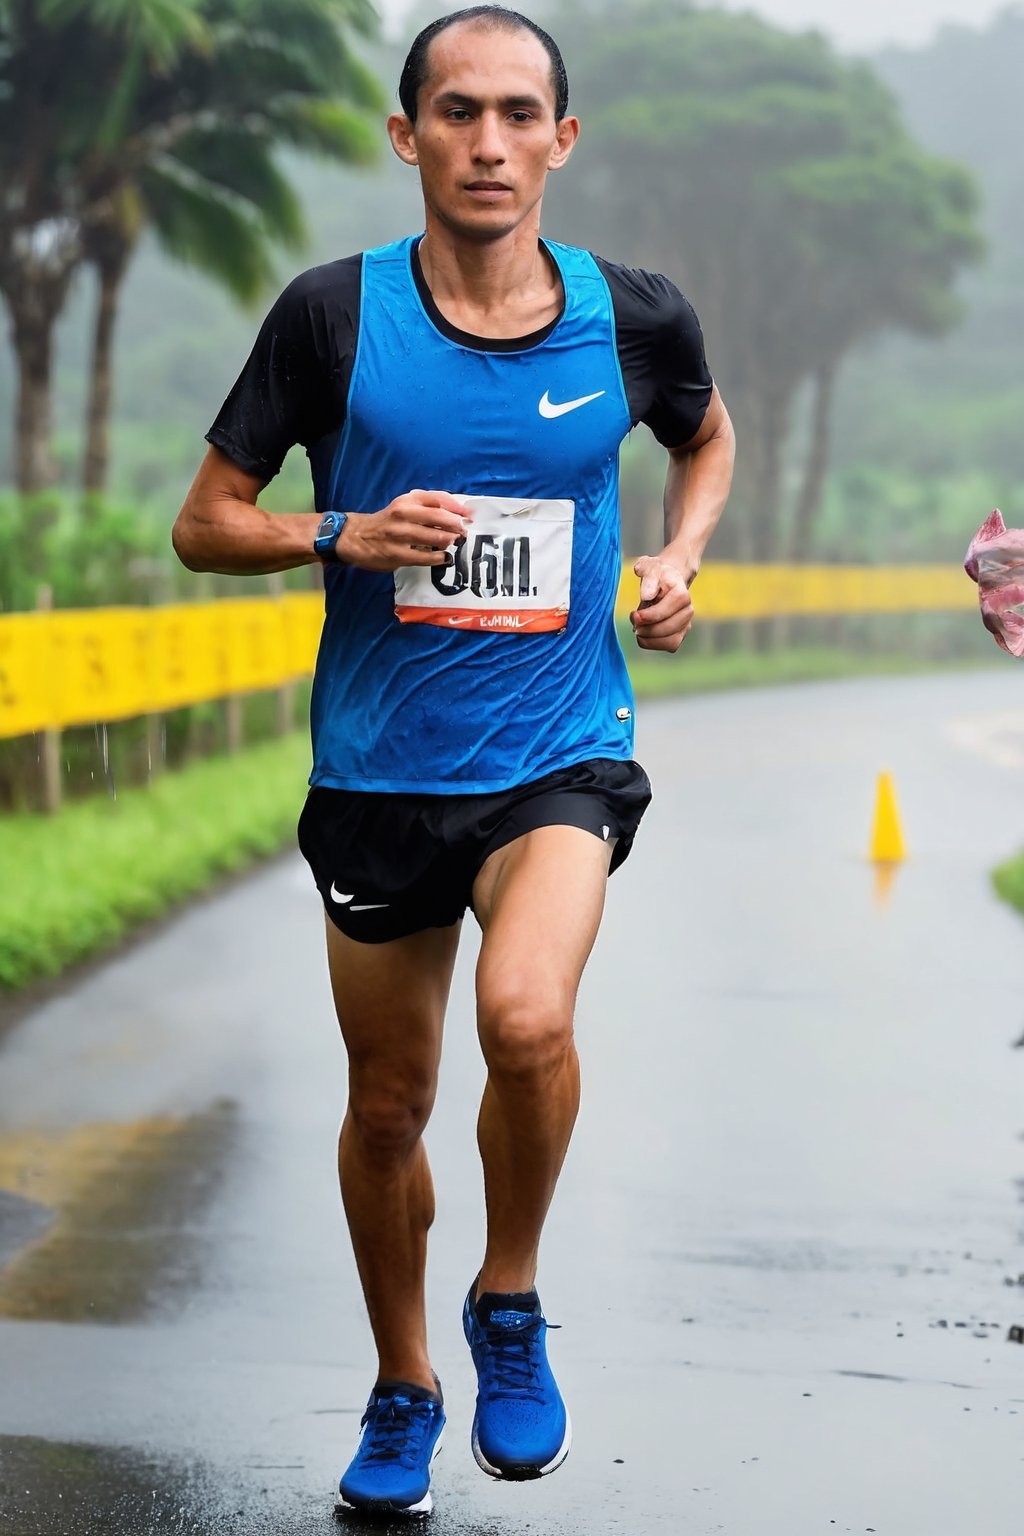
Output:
(335, 1378), (445, 1518)
(463, 1282), (571, 1480)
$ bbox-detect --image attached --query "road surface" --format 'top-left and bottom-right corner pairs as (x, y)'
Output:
(1, 670), (1023, 1534)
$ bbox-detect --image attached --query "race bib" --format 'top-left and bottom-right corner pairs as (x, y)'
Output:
(394, 495), (574, 634)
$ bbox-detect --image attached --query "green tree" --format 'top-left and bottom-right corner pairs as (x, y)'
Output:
(0, 0), (382, 496)
(557, 1), (983, 559)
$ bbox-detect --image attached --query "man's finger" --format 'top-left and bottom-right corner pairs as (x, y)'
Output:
(637, 624), (691, 651)
(420, 491), (474, 519)
(631, 591), (692, 626)
(404, 507), (468, 537)
(636, 614), (691, 641)
(639, 571), (661, 604)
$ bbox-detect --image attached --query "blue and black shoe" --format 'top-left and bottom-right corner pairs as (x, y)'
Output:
(335, 1377), (445, 1518)
(463, 1281), (571, 1480)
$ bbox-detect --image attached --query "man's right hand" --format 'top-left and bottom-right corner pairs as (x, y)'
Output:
(340, 491), (473, 572)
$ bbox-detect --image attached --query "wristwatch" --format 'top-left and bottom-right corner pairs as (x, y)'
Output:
(314, 510), (349, 563)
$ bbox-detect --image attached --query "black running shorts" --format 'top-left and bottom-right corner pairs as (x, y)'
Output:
(297, 757), (652, 944)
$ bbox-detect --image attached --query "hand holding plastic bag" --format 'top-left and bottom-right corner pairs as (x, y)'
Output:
(964, 510), (1024, 658)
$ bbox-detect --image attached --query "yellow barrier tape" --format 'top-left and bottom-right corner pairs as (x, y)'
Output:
(0, 593), (325, 740)
(0, 566), (973, 741)
(614, 561), (976, 621)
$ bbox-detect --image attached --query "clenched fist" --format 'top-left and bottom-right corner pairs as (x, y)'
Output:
(339, 491), (473, 572)
(629, 555), (694, 652)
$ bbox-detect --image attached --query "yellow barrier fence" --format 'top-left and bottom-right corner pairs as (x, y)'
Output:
(0, 563), (974, 742)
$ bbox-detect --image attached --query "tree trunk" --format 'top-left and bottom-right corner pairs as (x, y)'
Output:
(1, 234), (80, 494)
(749, 391), (789, 564)
(83, 248), (128, 497)
(788, 360), (837, 561)
(11, 302), (59, 494)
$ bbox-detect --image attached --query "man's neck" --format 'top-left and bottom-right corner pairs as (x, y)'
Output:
(418, 215), (562, 340)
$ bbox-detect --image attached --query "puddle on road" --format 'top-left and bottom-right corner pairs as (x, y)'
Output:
(0, 1435), (563, 1535)
(0, 1099), (236, 1322)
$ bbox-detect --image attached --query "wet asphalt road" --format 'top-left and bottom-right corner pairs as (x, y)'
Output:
(1, 670), (1023, 1535)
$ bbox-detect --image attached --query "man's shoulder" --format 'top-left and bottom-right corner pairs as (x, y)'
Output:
(588, 252), (689, 317)
(278, 252), (364, 309)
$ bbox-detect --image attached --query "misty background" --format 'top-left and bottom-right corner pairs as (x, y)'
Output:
(1, 0), (1021, 603)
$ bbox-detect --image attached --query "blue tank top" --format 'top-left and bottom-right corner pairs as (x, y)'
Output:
(308, 236), (636, 794)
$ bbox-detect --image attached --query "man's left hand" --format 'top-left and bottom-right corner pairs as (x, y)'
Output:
(629, 555), (694, 652)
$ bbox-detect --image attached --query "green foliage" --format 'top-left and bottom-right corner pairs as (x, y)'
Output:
(838, 8), (1024, 490)
(813, 463), (1024, 564)
(0, 0), (386, 491)
(993, 850), (1024, 920)
(556, 1), (983, 558)
(627, 641), (976, 700)
(0, 490), (170, 612)
(0, 732), (311, 989)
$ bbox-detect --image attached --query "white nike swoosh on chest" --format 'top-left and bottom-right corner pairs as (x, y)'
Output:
(538, 389), (605, 418)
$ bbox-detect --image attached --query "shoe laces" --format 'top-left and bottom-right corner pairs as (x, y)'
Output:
(359, 1394), (433, 1467)
(479, 1311), (560, 1401)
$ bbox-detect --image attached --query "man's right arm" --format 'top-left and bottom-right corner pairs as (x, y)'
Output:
(172, 446), (472, 575)
(172, 446), (321, 575)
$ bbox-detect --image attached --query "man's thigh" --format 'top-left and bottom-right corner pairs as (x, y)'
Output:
(472, 825), (614, 1017)
(326, 919), (461, 1089)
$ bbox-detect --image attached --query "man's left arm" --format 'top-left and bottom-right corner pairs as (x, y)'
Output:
(631, 385), (735, 652)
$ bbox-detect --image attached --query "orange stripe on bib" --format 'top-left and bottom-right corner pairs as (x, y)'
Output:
(394, 605), (568, 634)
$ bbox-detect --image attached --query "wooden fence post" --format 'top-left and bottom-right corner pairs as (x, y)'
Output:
(36, 586), (62, 814)
(146, 712), (165, 778)
(225, 693), (244, 755)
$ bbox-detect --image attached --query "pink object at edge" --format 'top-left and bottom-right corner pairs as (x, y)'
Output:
(964, 509), (1024, 658)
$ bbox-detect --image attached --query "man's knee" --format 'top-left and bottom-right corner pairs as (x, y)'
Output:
(477, 985), (575, 1080)
(347, 1073), (435, 1158)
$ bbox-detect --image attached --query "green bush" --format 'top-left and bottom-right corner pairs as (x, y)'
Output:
(0, 733), (311, 991)
(993, 852), (1024, 918)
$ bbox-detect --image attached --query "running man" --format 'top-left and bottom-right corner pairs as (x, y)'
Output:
(173, 5), (734, 1518)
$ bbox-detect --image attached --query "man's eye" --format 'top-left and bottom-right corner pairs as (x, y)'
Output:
(446, 109), (471, 121)
(510, 112), (533, 123)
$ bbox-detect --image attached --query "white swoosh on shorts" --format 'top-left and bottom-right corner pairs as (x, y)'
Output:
(538, 389), (605, 418)
(330, 886), (353, 904)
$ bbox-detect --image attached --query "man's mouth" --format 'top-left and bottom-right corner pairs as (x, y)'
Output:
(465, 181), (512, 194)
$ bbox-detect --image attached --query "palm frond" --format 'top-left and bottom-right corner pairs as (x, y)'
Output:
(266, 95), (380, 163)
(142, 153), (278, 301)
(38, 0), (210, 67)
(170, 128), (307, 246)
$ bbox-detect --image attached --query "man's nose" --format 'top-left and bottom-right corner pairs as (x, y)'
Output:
(472, 111), (506, 164)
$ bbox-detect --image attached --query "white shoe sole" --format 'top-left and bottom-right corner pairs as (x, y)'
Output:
(334, 1431), (443, 1518)
(471, 1410), (572, 1481)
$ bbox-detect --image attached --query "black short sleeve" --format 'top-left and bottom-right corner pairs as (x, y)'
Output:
(593, 257), (713, 448)
(206, 256), (362, 480)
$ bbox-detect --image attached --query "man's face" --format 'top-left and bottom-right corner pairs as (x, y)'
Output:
(388, 22), (579, 242)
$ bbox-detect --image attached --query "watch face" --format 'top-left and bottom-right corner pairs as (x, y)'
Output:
(315, 511), (345, 559)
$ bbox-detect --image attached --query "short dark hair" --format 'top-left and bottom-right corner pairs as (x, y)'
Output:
(399, 7), (569, 124)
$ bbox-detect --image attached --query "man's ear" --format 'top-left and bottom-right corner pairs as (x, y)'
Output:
(548, 115), (580, 171)
(388, 113), (418, 166)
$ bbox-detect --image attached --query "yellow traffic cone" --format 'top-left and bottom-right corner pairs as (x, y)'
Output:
(870, 771), (906, 864)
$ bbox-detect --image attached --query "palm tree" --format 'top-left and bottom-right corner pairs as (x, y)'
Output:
(78, 0), (382, 494)
(0, 0), (210, 492)
(0, 0), (382, 495)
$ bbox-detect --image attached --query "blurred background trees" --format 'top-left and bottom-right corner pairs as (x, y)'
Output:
(0, 0), (1021, 601)
(555, 2), (984, 560)
(0, 0), (381, 501)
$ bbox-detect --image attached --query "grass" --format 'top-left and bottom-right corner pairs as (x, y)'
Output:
(0, 734), (311, 992)
(993, 852), (1024, 919)
(628, 643), (972, 698)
